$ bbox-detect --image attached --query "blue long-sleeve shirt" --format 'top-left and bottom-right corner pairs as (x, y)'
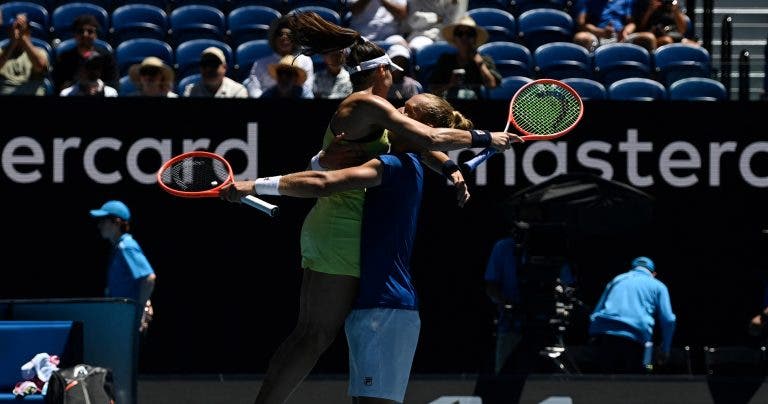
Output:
(589, 267), (676, 353)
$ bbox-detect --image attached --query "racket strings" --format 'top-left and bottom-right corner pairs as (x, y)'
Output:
(160, 156), (230, 192)
(513, 83), (581, 135)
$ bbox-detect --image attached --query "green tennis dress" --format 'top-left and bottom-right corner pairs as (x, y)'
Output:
(299, 126), (390, 277)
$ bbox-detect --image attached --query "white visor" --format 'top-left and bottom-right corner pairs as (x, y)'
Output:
(346, 54), (404, 74)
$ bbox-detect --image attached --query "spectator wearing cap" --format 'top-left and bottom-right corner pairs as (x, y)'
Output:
(59, 51), (117, 96)
(244, 16), (314, 98)
(385, 44), (423, 101)
(183, 47), (247, 98)
(0, 13), (50, 95)
(427, 14), (500, 100)
(126, 56), (177, 97)
(312, 49), (353, 99)
(52, 14), (117, 94)
(89, 200), (156, 333)
(588, 256), (677, 374)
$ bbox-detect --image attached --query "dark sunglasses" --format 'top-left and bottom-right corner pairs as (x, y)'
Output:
(454, 28), (476, 38)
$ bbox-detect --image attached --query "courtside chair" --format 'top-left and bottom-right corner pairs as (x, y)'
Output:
(227, 5), (281, 48)
(516, 8), (573, 52)
(667, 77), (727, 101)
(412, 41), (456, 86)
(174, 38), (232, 79)
(607, 77), (667, 101)
(169, 4), (226, 45)
(115, 37), (173, 76)
(0, 2), (50, 41)
(467, 7), (517, 43)
(110, 4), (168, 45)
(477, 41), (532, 78)
(287, 6), (341, 26)
(593, 42), (652, 87)
(233, 39), (271, 80)
(533, 41), (592, 80)
(653, 43), (712, 87)
(485, 75), (532, 99)
(50, 2), (109, 42)
(561, 77), (606, 100)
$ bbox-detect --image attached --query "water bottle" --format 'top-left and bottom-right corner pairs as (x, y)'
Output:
(643, 341), (654, 372)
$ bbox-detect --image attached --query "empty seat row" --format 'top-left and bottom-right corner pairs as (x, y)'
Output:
(562, 76), (728, 101)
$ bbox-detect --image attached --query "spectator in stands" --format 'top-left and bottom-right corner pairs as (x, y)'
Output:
(385, 44), (423, 101)
(347, 0), (408, 45)
(313, 49), (353, 99)
(573, 0), (637, 52)
(626, 0), (698, 51)
(244, 16), (314, 98)
(261, 54), (308, 99)
(403, 0), (468, 50)
(0, 13), (49, 95)
(126, 56), (177, 97)
(427, 15), (500, 100)
(52, 14), (117, 94)
(183, 47), (247, 98)
(59, 51), (117, 96)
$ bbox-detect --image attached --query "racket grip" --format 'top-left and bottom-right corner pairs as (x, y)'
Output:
(241, 195), (279, 217)
(461, 147), (497, 173)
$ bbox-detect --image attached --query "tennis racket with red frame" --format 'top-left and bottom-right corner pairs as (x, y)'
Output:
(461, 79), (584, 172)
(157, 151), (279, 217)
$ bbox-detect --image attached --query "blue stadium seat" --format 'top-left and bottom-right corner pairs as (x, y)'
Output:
(593, 42), (652, 86)
(607, 77), (667, 101)
(172, 0), (232, 10)
(516, 8), (573, 51)
(119, 74), (137, 95)
(175, 38), (232, 79)
(413, 41), (456, 85)
(50, 2), (109, 42)
(227, 5), (281, 48)
(511, 0), (569, 16)
(667, 77), (727, 101)
(231, 0), (289, 14)
(468, 0), (511, 12)
(169, 5), (226, 44)
(177, 72), (202, 94)
(0, 2), (49, 41)
(112, 0), (169, 9)
(561, 77), (606, 100)
(485, 75), (532, 99)
(467, 8), (517, 43)
(54, 37), (113, 60)
(653, 43), (712, 87)
(533, 41), (592, 79)
(287, 0), (347, 12)
(115, 38), (173, 76)
(288, 6), (341, 26)
(234, 39), (272, 80)
(477, 41), (532, 78)
(110, 4), (168, 45)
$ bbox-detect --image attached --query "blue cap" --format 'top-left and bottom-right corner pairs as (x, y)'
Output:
(90, 200), (131, 221)
(632, 256), (655, 272)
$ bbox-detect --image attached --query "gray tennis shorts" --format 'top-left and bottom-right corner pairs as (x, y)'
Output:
(345, 308), (420, 402)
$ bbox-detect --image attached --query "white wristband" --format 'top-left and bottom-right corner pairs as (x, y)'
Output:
(310, 151), (326, 171)
(254, 176), (282, 196)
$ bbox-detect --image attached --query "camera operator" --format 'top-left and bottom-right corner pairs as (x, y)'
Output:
(626, 0), (699, 51)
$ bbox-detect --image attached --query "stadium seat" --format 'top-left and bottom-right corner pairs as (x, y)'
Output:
(115, 38), (173, 76)
(110, 4), (168, 45)
(667, 77), (727, 101)
(177, 72), (202, 93)
(485, 75), (532, 99)
(231, 0), (289, 14)
(53, 37), (113, 60)
(413, 41), (456, 85)
(468, 0), (511, 12)
(233, 39), (272, 80)
(511, 0), (570, 16)
(169, 5), (226, 45)
(467, 8), (517, 43)
(607, 77), (667, 101)
(172, 0), (232, 9)
(477, 41), (532, 78)
(287, 0), (347, 12)
(653, 43), (712, 87)
(0, 2), (49, 41)
(112, 0), (169, 9)
(593, 42), (652, 86)
(561, 77), (606, 100)
(227, 5), (281, 48)
(50, 2), (109, 42)
(119, 74), (137, 95)
(516, 8), (573, 51)
(533, 41), (592, 80)
(175, 38), (232, 79)
(288, 6), (341, 26)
